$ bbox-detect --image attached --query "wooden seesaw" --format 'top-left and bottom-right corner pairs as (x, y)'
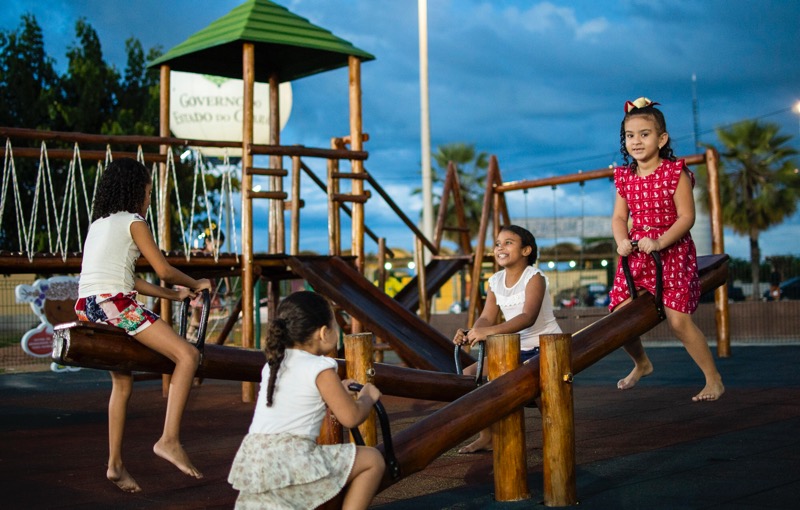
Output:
(51, 254), (729, 491)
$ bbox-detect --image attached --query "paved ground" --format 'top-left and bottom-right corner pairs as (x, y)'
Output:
(1, 344), (799, 509)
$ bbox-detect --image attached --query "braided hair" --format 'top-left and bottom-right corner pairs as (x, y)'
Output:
(264, 291), (334, 407)
(618, 104), (676, 173)
(91, 158), (152, 222)
(499, 225), (538, 266)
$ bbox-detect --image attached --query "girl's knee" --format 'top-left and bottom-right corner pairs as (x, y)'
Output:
(175, 341), (200, 367)
(356, 446), (385, 474)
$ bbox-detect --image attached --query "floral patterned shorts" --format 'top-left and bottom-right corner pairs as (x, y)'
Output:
(74, 292), (159, 335)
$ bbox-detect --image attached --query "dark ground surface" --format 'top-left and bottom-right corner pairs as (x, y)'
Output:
(1, 345), (799, 509)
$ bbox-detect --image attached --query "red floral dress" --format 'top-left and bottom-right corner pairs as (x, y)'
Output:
(608, 159), (700, 314)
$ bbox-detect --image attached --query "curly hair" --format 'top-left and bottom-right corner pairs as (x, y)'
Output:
(264, 291), (335, 407)
(91, 158), (152, 222)
(618, 104), (676, 172)
(499, 225), (538, 266)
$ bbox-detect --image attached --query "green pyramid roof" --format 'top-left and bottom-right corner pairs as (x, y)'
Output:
(148, 0), (374, 82)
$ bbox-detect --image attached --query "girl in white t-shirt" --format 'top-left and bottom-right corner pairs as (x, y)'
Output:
(453, 225), (561, 453)
(75, 158), (211, 492)
(228, 291), (385, 510)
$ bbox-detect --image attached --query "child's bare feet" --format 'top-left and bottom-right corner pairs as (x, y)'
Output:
(692, 378), (724, 402)
(617, 360), (653, 390)
(153, 439), (203, 479)
(458, 431), (493, 454)
(107, 464), (141, 492)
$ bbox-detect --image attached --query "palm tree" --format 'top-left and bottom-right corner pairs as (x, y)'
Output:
(415, 142), (488, 246)
(702, 120), (799, 298)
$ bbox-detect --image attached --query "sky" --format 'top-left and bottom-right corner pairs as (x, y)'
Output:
(3, 0), (800, 261)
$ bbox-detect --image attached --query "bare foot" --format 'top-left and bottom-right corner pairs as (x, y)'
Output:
(617, 361), (654, 390)
(153, 439), (203, 479)
(692, 379), (725, 402)
(458, 431), (493, 454)
(107, 464), (141, 493)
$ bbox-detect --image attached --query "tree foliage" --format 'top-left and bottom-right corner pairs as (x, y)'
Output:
(0, 14), (233, 253)
(697, 120), (799, 295)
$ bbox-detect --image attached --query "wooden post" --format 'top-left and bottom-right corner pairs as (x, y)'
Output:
(540, 333), (577, 506)
(487, 333), (529, 502)
(705, 148), (730, 357)
(348, 56), (365, 334)
(415, 236), (429, 321)
(240, 42), (256, 402)
(268, 71), (284, 255)
(290, 155), (301, 255)
(344, 332), (376, 445)
(158, 64), (172, 398)
(327, 138), (343, 256)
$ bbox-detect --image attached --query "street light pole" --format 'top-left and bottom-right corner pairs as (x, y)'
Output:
(419, 0), (433, 262)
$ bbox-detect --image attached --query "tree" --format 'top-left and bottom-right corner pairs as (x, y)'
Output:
(54, 18), (120, 134)
(417, 142), (488, 247)
(0, 14), (60, 130)
(700, 120), (799, 297)
(0, 14), (232, 253)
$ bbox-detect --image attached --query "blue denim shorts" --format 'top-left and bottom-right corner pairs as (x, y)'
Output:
(520, 346), (540, 363)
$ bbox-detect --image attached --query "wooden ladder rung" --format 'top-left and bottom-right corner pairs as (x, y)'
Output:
(339, 133), (370, 145)
(283, 200), (305, 210)
(331, 172), (368, 180)
(245, 167), (288, 177)
(332, 191), (371, 204)
(246, 190), (288, 200)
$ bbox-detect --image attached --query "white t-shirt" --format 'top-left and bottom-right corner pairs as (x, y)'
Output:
(249, 349), (338, 438)
(78, 212), (145, 297)
(488, 265), (562, 351)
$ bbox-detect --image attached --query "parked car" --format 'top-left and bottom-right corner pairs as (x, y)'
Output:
(555, 283), (609, 308)
(700, 282), (745, 303)
(763, 276), (800, 301)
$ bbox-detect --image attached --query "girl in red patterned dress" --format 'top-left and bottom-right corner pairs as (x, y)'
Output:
(608, 97), (724, 402)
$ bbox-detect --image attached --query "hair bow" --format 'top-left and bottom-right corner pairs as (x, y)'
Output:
(624, 97), (660, 113)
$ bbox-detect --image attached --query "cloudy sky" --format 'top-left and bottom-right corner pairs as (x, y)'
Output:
(4, 0), (800, 260)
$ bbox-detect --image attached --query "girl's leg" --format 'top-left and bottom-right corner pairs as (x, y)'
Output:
(108, 370), (141, 492)
(665, 309), (724, 401)
(612, 297), (653, 390)
(342, 446), (385, 510)
(133, 320), (203, 478)
(457, 362), (493, 453)
(618, 337), (654, 390)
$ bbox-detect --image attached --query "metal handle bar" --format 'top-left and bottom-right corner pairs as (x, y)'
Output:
(346, 383), (400, 480)
(453, 333), (485, 386)
(178, 289), (211, 352)
(621, 240), (666, 320)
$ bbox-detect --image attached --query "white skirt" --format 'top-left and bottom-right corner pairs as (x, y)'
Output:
(228, 433), (356, 509)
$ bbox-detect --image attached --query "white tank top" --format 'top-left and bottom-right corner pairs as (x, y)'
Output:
(78, 212), (144, 297)
(488, 265), (562, 350)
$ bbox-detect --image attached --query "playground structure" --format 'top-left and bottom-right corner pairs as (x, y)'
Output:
(1, 0), (735, 504)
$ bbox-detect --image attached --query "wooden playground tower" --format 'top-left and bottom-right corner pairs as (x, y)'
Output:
(0, 0), (475, 392)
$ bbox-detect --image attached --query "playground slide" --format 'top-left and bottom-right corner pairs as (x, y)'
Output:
(376, 253), (729, 487)
(287, 256), (474, 372)
(393, 256), (470, 311)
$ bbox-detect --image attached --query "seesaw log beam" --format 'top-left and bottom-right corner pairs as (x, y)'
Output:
(376, 255), (728, 487)
(51, 322), (476, 401)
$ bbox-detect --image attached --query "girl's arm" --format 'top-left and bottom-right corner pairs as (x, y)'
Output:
(638, 171), (696, 254)
(317, 368), (381, 429)
(467, 274), (546, 344)
(453, 290), (499, 346)
(134, 277), (194, 302)
(612, 191), (634, 256)
(130, 221), (212, 293)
